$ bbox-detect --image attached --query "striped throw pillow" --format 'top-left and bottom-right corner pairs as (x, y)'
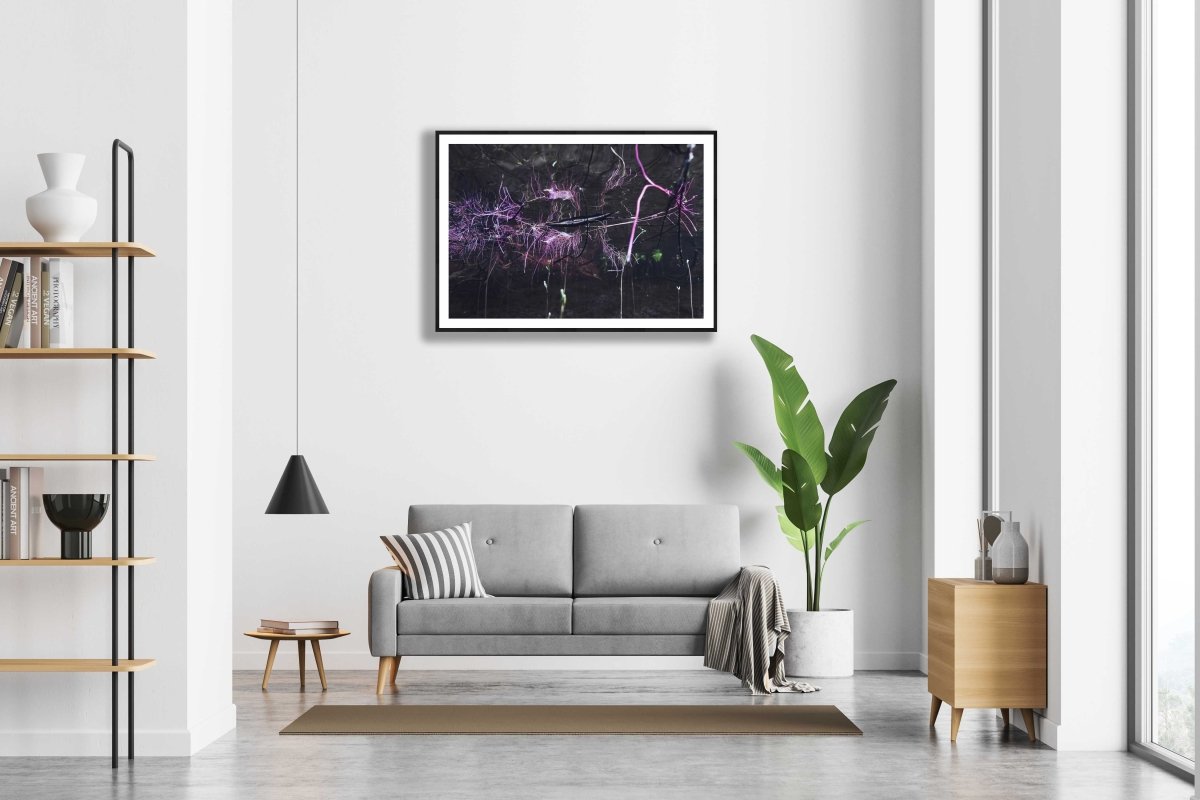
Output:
(380, 523), (489, 600)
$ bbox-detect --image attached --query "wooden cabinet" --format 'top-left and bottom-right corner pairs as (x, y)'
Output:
(927, 578), (1047, 742)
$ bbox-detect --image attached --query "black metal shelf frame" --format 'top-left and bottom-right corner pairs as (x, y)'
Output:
(111, 139), (138, 768)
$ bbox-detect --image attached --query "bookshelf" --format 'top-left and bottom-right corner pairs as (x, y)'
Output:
(0, 140), (153, 769)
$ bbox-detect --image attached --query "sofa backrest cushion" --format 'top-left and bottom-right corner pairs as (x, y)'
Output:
(408, 505), (573, 597)
(573, 505), (740, 597)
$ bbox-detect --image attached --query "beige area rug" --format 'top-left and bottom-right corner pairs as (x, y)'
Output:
(280, 704), (862, 736)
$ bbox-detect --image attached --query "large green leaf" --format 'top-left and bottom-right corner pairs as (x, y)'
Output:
(821, 379), (897, 496)
(734, 442), (782, 497)
(751, 335), (827, 483)
(823, 519), (868, 561)
(782, 448), (822, 534)
(777, 505), (814, 552)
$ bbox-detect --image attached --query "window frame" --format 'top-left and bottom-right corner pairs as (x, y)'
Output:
(1128, 0), (1196, 780)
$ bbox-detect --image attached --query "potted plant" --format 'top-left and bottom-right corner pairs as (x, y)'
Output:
(735, 334), (896, 677)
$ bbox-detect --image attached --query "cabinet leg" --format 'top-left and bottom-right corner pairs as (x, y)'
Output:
(377, 656), (397, 694)
(950, 707), (964, 742)
(929, 695), (943, 726)
(312, 640), (328, 690)
(1020, 708), (1037, 743)
(1001, 708), (1010, 729)
(261, 640), (279, 690)
(298, 640), (306, 690)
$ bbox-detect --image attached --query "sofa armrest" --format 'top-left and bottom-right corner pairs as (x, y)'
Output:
(368, 566), (404, 657)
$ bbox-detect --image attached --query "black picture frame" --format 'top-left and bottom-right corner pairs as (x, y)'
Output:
(435, 131), (717, 333)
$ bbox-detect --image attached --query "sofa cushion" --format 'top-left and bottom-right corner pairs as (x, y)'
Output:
(409, 505), (573, 597)
(397, 597), (573, 635)
(380, 523), (489, 599)
(572, 596), (711, 635)
(573, 505), (740, 596)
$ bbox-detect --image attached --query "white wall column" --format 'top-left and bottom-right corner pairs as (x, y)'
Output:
(185, 0), (236, 753)
(991, 0), (1127, 750)
(919, 0), (986, 672)
(1057, 0), (1128, 752)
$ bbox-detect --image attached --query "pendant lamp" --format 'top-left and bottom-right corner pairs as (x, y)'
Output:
(266, 0), (328, 515)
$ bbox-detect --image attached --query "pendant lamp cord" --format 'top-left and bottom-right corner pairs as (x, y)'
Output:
(295, 0), (301, 456)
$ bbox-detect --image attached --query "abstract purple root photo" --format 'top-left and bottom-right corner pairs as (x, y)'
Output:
(437, 133), (715, 331)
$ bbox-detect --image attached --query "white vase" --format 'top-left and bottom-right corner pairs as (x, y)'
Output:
(784, 608), (854, 677)
(991, 521), (1030, 584)
(26, 153), (97, 242)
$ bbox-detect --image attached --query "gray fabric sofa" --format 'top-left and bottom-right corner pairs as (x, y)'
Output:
(368, 504), (740, 692)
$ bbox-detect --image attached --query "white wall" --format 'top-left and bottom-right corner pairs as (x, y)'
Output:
(185, 0), (236, 750)
(995, 0), (1064, 741)
(1058, 0), (1127, 753)
(0, 0), (233, 756)
(233, 0), (926, 671)
(991, 0), (1128, 750)
(920, 0), (985, 672)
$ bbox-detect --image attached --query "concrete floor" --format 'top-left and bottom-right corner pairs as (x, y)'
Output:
(0, 669), (1192, 799)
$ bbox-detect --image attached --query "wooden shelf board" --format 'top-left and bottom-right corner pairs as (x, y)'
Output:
(0, 242), (155, 258)
(0, 557), (156, 567)
(0, 658), (156, 673)
(0, 453), (155, 462)
(0, 347), (156, 360)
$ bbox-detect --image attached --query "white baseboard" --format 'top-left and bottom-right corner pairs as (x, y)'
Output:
(1005, 709), (1058, 750)
(918, 652), (929, 675)
(234, 649), (924, 672)
(0, 703), (236, 757)
(1032, 713), (1058, 749)
(854, 651), (923, 671)
(0, 729), (189, 757)
(188, 703), (237, 755)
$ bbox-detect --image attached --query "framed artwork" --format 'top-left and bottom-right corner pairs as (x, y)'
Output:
(436, 131), (716, 332)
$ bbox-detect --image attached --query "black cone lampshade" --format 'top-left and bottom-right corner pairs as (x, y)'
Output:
(265, 455), (329, 515)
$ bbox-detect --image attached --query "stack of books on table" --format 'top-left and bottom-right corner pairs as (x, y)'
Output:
(258, 619), (339, 635)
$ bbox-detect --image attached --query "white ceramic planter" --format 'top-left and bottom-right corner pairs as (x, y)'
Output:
(784, 608), (854, 677)
(26, 153), (97, 242)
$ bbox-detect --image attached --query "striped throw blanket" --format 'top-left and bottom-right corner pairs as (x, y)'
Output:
(704, 566), (818, 695)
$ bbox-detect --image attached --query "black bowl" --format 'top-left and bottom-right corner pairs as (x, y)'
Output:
(42, 494), (110, 533)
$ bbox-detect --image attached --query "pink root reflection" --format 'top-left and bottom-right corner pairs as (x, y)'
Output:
(624, 144), (675, 266)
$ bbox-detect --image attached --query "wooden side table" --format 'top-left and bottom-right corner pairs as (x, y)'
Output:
(243, 630), (350, 691)
(927, 579), (1047, 742)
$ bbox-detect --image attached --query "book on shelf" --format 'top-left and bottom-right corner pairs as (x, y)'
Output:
(0, 260), (24, 348)
(39, 258), (50, 346)
(0, 471), (7, 559)
(20, 257), (41, 348)
(0, 260), (14, 341)
(259, 619), (339, 631)
(0, 258), (76, 349)
(3, 467), (43, 560)
(48, 259), (74, 348)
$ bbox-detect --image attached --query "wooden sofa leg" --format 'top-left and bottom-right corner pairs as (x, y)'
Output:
(376, 656), (397, 694)
(390, 655), (400, 686)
